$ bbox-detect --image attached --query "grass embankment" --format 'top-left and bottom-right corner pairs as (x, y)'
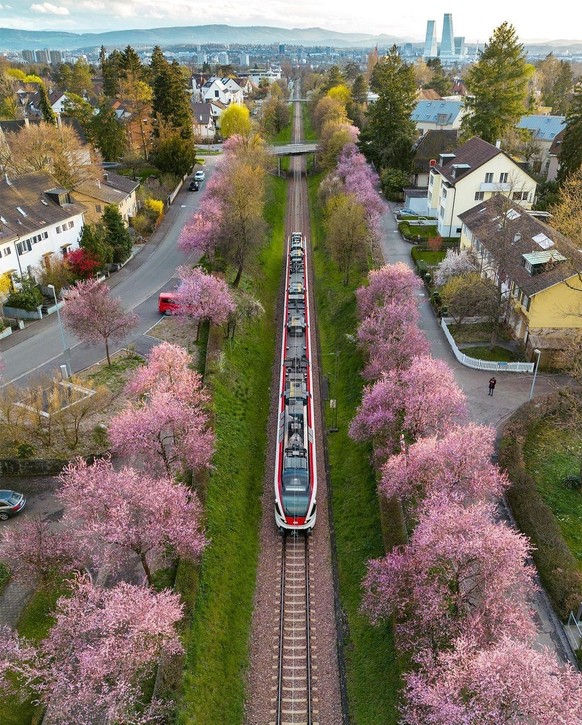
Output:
(176, 176), (287, 723)
(270, 121), (293, 144)
(524, 424), (582, 568)
(302, 104), (317, 141)
(308, 175), (401, 723)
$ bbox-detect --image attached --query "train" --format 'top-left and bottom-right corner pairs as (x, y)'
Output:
(274, 232), (318, 533)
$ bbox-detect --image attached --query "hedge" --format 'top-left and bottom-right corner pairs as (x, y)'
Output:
(498, 397), (582, 620)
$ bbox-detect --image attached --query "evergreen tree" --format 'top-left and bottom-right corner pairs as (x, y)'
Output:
(120, 46), (143, 80)
(149, 46), (167, 84)
(38, 83), (57, 125)
(151, 133), (196, 177)
(102, 205), (132, 263)
(360, 46), (417, 172)
(461, 22), (534, 144)
(79, 221), (113, 266)
(351, 74), (369, 105)
(101, 48), (122, 98)
(88, 101), (127, 161)
(69, 57), (94, 98)
(152, 60), (192, 139)
(558, 82), (582, 183)
(550, 61), (574, 115)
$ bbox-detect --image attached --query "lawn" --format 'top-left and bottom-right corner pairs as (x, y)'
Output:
(302, 103), (317, 141)
(410, 247), (447, 265)
(447, 322), (513, 344)
(269, 121), (293, 144)
(176, 176), (287, 723)
(524, 424), (582, 567)
(461, 345), (522, 362)
(308, 174), (401, 724)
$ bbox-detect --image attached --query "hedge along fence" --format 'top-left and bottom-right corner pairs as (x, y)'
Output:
(498, 395), (582, 621)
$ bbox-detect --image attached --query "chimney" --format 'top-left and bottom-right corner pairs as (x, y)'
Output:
(103, 172), (108, 182)
(4, 173), (11, 185)
(495, 139), (501, 148)
(96, 179), (101, 189)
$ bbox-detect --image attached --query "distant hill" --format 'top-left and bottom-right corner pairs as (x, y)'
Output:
(0, 25), (405, 52)
(1, 24), (581, 54)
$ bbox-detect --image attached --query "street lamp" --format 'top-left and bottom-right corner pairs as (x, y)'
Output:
(47, 284), (70, 378)
(529, 348), (541, 401)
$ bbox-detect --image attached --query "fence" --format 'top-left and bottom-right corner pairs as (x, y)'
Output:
(440, 318), (535, 373)
(566, 611), (582, 651)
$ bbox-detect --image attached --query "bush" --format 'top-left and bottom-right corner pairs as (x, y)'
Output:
(499, 400), (582, 619)
(16, 442), (35, 459)
(0, 562), (10, 593)
(6, 276), (42, 311)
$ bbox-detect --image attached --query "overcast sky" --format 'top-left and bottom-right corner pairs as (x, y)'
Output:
(1, 1), (581, 44)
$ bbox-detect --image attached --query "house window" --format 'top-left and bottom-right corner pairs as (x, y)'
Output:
(522, 294), (531, 311)
(215, 90), (219, 97)
(43, 231), (48, 239)
(68, 221), (74, 229)
(474, 191), (485, 201)
(512, 191), (529, 201)
(439, 205), (445, 219)
(485, 172), (493, 183)
(3, 247), (11, 256)
(95, 205), (102, 213)
(61, 244), (72, 254)
(16, 239), (32, 255)
(442, 188), (447, 199)
(56, 225), (62, 233)
(500, 172), (508, 183)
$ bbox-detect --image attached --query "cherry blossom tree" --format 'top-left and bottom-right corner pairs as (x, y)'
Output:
(59, 457), (207, 585)
(109, 390), (215, 477)
(434, 248), (477, 287)
(172, 265), (236, 340)
(125, 340), (208, 408)
(357, 300), (429, 379)
(403, 636), (582, 725)
(379, 424), (509, 510)
(0, 575), (183, 723)
(363, 499), (536, 655)
(62, 278), (139, 366)
(356, 263), (423, 320)
(349, 356), (468, 458)
(336, 143), (385, 238)
(178, 196), (223, 256)
(0, 515), (78, 586)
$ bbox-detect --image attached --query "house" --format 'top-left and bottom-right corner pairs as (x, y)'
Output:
(516, 114), (566, 180)
(199, 77), (244, 106)
(427, 137), (537, 238)
(458, 194), (582, 359)
(27, 89), (73, 117)
(410, 129), (459, 188)
(72, 172), (139, 226)
(411, 100), (465, 136)
(208, 100), (228, 131)
(416, 88), (441, 101)
(547, 129), (565, 183)
(191, 102), (217, 141)
(0, 172), (86, 283)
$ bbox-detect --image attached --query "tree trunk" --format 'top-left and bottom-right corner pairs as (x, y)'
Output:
(105, 337), (111, 366)
(233, 263), (243, 288)
(140, 552), (153, 586)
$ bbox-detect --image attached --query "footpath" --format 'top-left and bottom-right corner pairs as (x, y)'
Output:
(378, 199), (577, 667)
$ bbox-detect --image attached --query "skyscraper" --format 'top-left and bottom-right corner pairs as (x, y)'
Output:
(440, 13), (455, 58)
(423, 20), (438, 59)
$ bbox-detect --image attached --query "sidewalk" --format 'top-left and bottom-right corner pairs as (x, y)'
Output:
(378, 200), (578, 667)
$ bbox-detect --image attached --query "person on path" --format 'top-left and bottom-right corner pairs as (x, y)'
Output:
(488, 377), (497, 396)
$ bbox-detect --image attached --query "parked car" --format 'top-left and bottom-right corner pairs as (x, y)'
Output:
(0, 490), (26, 521)
(188, 180), (200, 192)
(158, 292), (180, 315)
(396, 207), (417, 219)
(194, 169), (205, 182)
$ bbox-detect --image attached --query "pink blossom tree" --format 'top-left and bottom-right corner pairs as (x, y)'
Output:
(349, 356), (468, 458)
(59, 457), (207, 585)
(125, 340), (208, 408)
(109, 390), (215, 477)
(172, 265), (236, 340)
(336, 143), (385, 239)
(0, 515), (78, 586)
(0, 575), (183, 723)
(178, 196), (224, 257)
(356, 263), (423, 320)
(363, 499), (536, 655)
(62, 278), (139, 366)
(402, 636), (582, 725)
(434, 248), (477, 287)
(379, 424), (509, 510)
(357, 300), (429, 379)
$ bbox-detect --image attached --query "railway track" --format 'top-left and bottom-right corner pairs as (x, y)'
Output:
(273, 531), (316, 725)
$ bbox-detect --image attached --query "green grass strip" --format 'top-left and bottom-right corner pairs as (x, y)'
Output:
(308, 175), (401, 723)
(177, 176), (287, 724)
(302, 103), (317, 141)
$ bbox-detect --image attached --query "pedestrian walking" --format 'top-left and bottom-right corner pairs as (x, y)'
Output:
(488, 377), (497, 396)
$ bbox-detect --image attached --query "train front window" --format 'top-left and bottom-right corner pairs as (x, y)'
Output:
(282, 468), (310, 517)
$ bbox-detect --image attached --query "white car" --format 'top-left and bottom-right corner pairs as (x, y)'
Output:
(194, 169), (205, 181)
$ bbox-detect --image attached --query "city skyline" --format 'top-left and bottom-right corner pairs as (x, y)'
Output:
(1, 1), (582, 45)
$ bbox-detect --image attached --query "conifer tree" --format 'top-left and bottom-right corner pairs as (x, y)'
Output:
(558, 82), (582, 183)
(38, 83), (57, 125)
(461, 22), (534, 144)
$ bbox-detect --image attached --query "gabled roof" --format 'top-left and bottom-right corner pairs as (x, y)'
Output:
(75, 171), (138, 204)
(191, 102), (213, 125)
(0, 172), (86, 245)
(103, 171), (139, 195)
(412, 130), (459, 173)
(458, 194), (582, 296)
(434, 137), (512, 185)
(411, 100), (464, 125)
(549, 128), (565, 156)
(517, 114), (566, 142)
(416, 88), (441, 101)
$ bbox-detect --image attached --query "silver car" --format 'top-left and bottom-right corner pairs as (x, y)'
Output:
(0, 490), (26, 521)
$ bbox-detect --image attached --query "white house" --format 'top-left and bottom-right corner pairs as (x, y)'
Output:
(411, 100), (465, 136)
(426, 136), (537, 238)
(199, 77), (244, 106)
(0, 172), (86, 283)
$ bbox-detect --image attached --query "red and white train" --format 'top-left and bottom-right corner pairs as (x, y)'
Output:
(274, 232), (318, 533)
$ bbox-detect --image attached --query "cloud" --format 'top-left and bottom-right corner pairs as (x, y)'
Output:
(30, 2), (70, 14)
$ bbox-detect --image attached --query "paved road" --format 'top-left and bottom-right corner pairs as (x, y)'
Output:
(0, 157), (217, 386)
(379, 199), (577, 667)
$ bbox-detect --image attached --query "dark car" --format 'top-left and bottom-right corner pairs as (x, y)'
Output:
(188, 180), (200, 192)
(0, 490), (26, 521)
